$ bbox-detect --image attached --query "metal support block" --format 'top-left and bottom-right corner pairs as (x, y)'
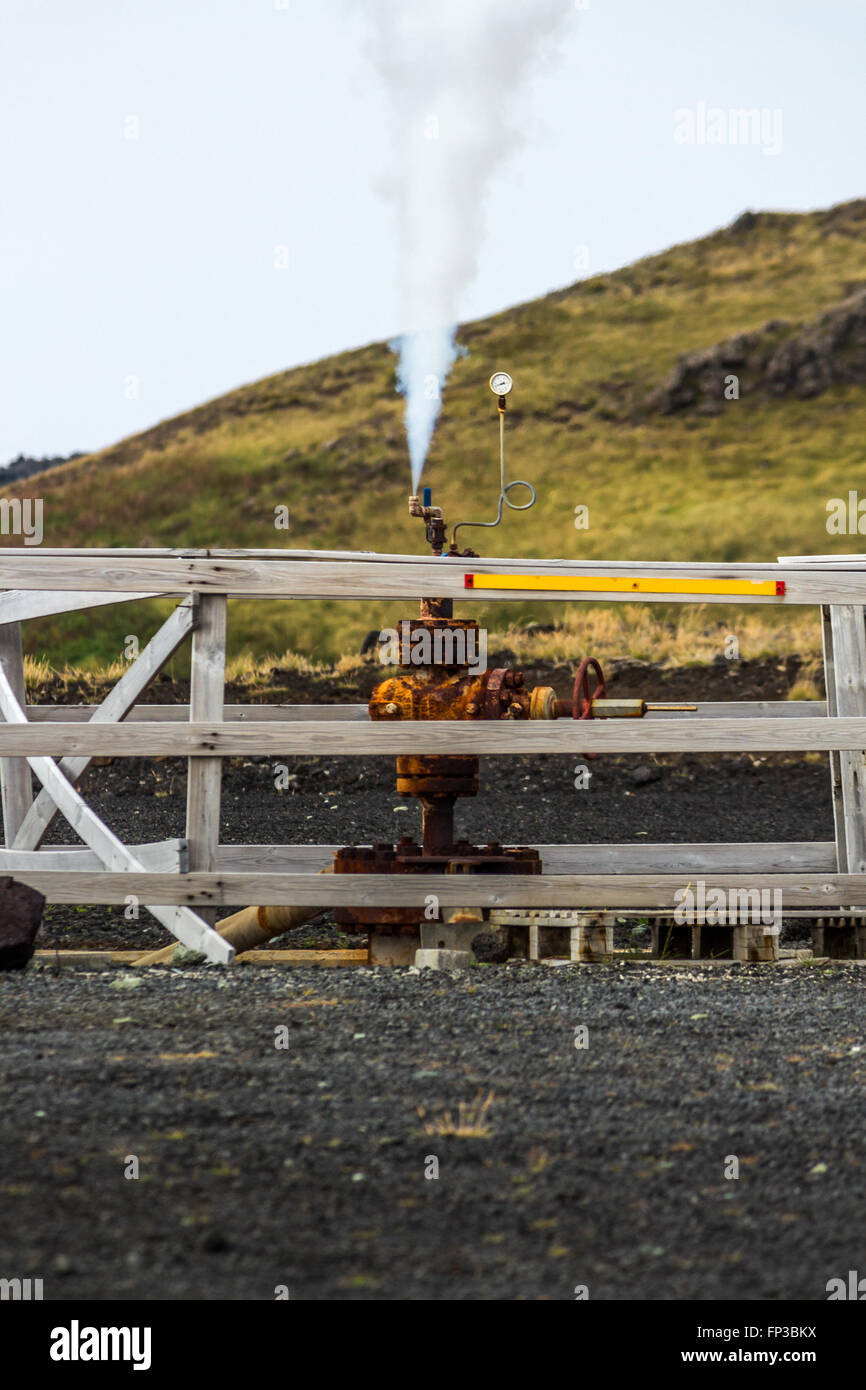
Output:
(529, 920), (569, 960)
(489, 908), (611, 962)
(732, 924), (779, 962)
(569, 913), (614, 963)
(811, 919), (866, 959)
(495, 908), (578, 960)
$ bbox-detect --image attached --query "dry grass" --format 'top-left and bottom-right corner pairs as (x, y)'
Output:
(20, 606), (820, 703)
(490, 604), (824, 668)
(20, 647), (370, 698)
(22, 654), (133, 695)
(417, 1089), (496, 1139)
(224, 649), (365, 684)
(787, 677), (824, 701)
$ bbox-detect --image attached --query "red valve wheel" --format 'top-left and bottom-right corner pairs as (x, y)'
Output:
(572, 656), (607, 720)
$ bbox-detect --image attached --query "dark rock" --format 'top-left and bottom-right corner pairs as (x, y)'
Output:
(0, 877), (45, 970)
(631, 764), (661, 787)
(727, 210), (759, 236)
(471, 930), (510, 965)
(201, 1230), (230, 1253)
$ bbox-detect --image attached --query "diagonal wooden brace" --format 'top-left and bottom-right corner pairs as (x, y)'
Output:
(0, 659), (233, 964)
(12, 598), (196, 852)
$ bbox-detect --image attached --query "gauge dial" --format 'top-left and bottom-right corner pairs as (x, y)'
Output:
(489, 371), (513, 396)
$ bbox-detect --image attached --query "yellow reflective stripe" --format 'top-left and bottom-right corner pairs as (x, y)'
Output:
(464, 574), (783, 596)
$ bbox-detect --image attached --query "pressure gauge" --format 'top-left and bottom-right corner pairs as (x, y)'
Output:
(489, 371), (513, 397)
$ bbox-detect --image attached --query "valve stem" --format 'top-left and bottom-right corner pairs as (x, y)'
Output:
(408, 489), (447, 555)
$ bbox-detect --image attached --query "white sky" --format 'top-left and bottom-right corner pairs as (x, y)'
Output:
(1, 0), (864, 461)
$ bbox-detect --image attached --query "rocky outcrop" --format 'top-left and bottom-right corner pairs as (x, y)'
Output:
(0, 451), (85, 483)
(645, 290), (866, 415)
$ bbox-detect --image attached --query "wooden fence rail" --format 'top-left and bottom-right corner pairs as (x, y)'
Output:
(0, 716), (864, 756)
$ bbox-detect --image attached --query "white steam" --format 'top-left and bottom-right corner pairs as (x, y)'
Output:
(372, 0), (570, 491)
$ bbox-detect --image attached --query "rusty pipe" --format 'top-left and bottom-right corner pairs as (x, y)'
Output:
(133, 867), (333, 966)
(530, 687), (696, 719)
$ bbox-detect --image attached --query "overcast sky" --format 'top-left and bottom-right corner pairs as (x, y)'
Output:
(1, 0), (863, 462)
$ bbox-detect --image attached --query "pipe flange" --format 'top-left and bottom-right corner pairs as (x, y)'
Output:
(483, 668), (510, 719)
(529, 685), (556, 720)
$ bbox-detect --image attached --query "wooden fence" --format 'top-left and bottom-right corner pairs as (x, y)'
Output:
(1, 547), (865, 964)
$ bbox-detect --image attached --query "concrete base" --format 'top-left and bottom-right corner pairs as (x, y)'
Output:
(369, 933), (419, 967)
(419, 915), (484, 953)
(414, 948), (473, 970)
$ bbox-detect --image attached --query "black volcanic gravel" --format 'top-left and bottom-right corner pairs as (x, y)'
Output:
(1, 960), (865, 1301)
(1, 658), (856, 1302)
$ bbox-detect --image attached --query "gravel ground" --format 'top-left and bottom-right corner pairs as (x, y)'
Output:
(1, 960), (864, 1301)
(1, 660), (856, 1301)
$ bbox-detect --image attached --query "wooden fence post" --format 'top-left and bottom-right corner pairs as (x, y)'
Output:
(820, 604), (866, 956)
(185, 594), (226, 925)
(0, 622), (32, 845)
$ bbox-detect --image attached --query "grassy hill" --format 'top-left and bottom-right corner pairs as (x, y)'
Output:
(6, 197), (866, 671)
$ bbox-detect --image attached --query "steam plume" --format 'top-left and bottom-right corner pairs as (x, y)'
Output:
(372, 0), (570, 491)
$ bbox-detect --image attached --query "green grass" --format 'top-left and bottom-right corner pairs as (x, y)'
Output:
(7, 198), (866, 667)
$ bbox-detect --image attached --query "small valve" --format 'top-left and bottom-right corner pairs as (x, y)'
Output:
(408, 486), (447, 555)
(529, 657), (697, 720)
